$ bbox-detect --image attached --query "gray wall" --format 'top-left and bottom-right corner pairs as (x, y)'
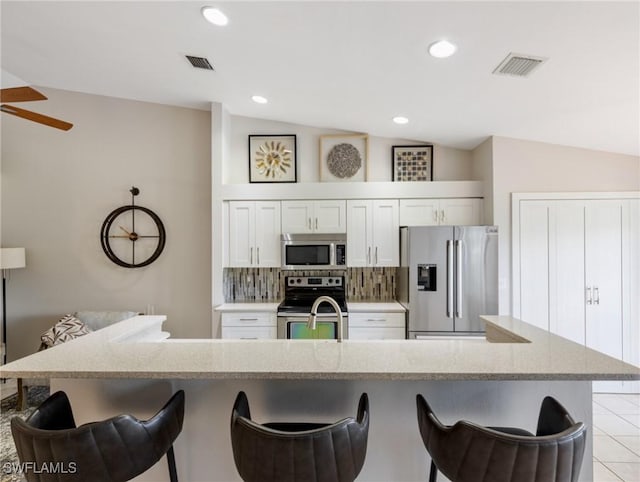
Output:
(1, 87), (212, 361)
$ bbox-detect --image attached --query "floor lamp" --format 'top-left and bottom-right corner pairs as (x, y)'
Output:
(1, 247), (26, 366)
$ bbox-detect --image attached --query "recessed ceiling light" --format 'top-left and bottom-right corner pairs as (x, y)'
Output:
(201, 7), (228, 26)
(428, 40), (457, 58)
(252, 95), (268, 104)
(393, 116), (409, 125)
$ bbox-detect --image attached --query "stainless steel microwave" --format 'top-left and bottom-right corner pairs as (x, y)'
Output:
(281, 233), (347, 270)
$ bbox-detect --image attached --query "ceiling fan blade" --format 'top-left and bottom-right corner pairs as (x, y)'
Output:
(1, 104), (73, 131)
(0, 86), (47, 103)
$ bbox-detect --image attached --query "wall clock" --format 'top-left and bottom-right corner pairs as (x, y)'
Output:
(100, 187), (166, 268)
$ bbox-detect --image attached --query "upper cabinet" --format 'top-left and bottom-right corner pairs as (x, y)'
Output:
(281, 200), (346, 233)
(228, 201), (281, 267)
(399, 198), (482, 226)
(347, 200), (399, 267)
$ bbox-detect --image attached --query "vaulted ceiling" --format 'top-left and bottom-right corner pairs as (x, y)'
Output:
(1, 1), (638, 155)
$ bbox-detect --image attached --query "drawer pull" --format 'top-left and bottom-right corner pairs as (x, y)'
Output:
(239, 318), (259, 322)
(367, 318), (386, 322)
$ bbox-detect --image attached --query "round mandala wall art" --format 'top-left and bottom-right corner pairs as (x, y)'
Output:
(327, 143), (362, 179)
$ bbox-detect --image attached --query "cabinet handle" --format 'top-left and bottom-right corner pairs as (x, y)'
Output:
(367, 247), (371, 265)
(375, 246), (378, 265)
(250, 247), (253, 265)
(315, 218), (318, 230)
(441, 210), (446, 223)
(585, 286), (592, 305)
(239, 318), (259, 322)
(257, 247), (260, 265)
(433, 210), (438, 222)
(593, 286), (600, 305)
(308, 218), (312, 230)
(367, 318), (386, 322)
(240, 337), (258, 340)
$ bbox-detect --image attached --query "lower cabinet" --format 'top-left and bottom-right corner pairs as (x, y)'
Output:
(221, 312), (276, 339)
(348, 312), (406, 340)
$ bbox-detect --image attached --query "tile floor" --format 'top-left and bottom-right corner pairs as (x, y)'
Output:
(593, 393), (640, 481)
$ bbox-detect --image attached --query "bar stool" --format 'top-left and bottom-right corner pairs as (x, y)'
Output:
(230, 391), (369, 482)
(416, 394), (586, 482)
(11, 390), (185, 482)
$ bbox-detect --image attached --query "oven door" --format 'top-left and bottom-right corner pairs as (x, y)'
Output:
(277, 315), (339, 339)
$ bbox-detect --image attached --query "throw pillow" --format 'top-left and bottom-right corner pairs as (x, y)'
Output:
(41, 314), (93, 348)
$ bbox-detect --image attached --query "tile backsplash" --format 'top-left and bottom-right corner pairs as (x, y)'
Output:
(223, 267), (396, 302)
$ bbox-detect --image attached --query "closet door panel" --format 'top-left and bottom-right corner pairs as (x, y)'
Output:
(585, 201), (623, 359)
(549, 202), (585, 344)
(519, 201), (550, 330)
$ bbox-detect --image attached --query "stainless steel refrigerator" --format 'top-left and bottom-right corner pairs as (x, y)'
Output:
(398, 226), (499, 338)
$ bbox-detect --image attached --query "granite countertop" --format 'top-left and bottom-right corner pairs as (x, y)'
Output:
(1, 315), (638, 382)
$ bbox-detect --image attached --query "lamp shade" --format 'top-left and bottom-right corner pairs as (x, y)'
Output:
(0, 247), (26, 269)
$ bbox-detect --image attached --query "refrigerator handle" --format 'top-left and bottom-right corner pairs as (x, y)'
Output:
(456, 240), (463, 318)
(447, 240), (454, 318)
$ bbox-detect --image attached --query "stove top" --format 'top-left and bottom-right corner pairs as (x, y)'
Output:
(277, 276), (347, 314)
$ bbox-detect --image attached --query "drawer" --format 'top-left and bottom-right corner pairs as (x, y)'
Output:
(348, 327), (406, 340)
(221, 326), (277, 340)
(221, 312), (275, 327)
(348, 312), (405, 328)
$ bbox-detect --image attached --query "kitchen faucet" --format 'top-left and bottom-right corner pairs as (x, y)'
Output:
(308, 296), (344, 342)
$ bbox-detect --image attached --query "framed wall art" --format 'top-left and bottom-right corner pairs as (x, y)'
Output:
(319, 133), (368, 182)
(248, 135), (297, 183)
(392, 145), (434, 182)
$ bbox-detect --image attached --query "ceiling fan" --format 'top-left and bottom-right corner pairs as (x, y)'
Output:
(0, 86), (73, 131)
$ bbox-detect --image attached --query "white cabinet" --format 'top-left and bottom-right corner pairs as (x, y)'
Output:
(281, 200), (346, 233)
(399, 198), (482, 226)
(514, 194), (639, 392)
(228, 201), (281, 267)
(348, 312), (406, 340)
(221, 312), (276, 339)
(347, 200), (399, 267)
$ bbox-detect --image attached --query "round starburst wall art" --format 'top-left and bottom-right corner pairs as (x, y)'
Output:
(249, 135), (297, 183)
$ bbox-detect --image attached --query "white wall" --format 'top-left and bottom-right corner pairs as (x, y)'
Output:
(1, 88), (212, 360)
(227, 115), (473, 184)
(489, 136), (640, 315)
(471, 137), (494, 224)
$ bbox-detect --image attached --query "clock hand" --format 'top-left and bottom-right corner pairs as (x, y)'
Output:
(119, 226), (131, 235)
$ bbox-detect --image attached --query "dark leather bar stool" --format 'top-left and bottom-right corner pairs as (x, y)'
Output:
(230, 391), (369, 482)
(11, 390), (185, 482)
(416, 395), (587, 482)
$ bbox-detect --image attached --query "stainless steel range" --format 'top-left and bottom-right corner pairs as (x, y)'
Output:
(276, 276), (348, 339)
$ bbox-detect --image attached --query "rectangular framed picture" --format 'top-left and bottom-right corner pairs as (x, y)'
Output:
(319, 133), (368, 182)
(248, 135), (297, 183)
(392, 145), (434, 182)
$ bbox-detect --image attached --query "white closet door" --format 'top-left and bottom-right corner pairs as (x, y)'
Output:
(549, 201), (585, 344)
(518, 201), (550, 330)
(585, 200), (623, 359)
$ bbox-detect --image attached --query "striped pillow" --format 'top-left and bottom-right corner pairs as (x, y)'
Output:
(41, 314), (92, 348)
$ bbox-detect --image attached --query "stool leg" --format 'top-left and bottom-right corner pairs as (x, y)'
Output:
(429, 460), (437, 482)
(166, 446), (178, 482)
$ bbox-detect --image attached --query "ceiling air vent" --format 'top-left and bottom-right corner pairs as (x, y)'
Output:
(493, 53), (547, 77)
(186, 55), (214, 70)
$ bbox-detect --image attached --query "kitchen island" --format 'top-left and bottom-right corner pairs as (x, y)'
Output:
(2, 315), (638, 481)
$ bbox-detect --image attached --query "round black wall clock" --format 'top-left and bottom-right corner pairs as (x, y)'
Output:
(100, 187), (166, 268)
